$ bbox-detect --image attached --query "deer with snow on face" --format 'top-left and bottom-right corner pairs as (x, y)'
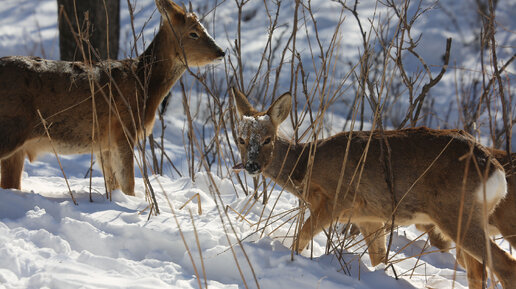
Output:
(231, 87), (516, 288)
(0, 0), (225, 196)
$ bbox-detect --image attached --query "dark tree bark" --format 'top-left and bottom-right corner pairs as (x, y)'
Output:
(57, 0), (120, 61)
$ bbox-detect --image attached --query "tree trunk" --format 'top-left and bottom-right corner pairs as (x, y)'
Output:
(57, 0), (120, 61)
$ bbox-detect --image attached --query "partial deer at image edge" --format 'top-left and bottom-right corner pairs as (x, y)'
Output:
(0, 0), (225, 196)
(231, 87), (516, 289)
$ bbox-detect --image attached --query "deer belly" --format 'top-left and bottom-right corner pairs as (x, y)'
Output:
(23, 137), (92, 161)
(397, 212), (433, 226)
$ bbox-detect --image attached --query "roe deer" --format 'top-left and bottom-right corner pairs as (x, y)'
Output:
(230, 87), (516, 288)
(414, 150), (516, 289)
(0, 0), (225, 196)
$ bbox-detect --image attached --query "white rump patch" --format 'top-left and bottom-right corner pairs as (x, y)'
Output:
(475, 169), (507, 205)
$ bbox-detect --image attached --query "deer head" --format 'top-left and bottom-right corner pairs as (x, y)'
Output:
(232, 87), (292, 175)
(155, 0), (225, 66)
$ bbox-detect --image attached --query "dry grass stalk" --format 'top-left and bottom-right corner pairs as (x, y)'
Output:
(36, 109), (77, 205)
(179, 193), (203, 215)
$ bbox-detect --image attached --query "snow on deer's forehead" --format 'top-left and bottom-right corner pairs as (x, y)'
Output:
(187, 13), (215, 41)
(199, 21), (215, 42)
(239, 115), (272, 160)
(239, 115), (271, 139)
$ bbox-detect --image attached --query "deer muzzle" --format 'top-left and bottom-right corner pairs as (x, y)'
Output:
(244, 161), (261, 175)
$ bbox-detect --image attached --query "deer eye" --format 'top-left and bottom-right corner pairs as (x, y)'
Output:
(189, 32), (199, 39)
(263, 137), (272, 145)
(238, 137), (246, 145)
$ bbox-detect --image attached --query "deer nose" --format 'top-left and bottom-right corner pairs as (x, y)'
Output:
(245, 162), (260, 174)
(217, 49), (225, 58)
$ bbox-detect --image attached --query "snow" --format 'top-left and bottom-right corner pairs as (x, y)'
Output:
(0, 174), (476, 289)
(0, 0), (515, 289)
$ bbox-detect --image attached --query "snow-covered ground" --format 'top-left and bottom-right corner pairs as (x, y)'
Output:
(0, 0), (515, 288)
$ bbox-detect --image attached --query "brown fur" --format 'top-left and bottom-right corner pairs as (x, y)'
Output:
(231, 87), (516, 288)
(416, 150), (516, 289)
(0, 0), (225, 195)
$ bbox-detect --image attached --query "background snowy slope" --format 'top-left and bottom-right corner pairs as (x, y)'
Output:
(0, 0), (515, 289)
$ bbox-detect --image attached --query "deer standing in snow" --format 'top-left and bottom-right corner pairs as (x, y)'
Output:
(231, 87), (516, 288)
(0, 0), (225, 196)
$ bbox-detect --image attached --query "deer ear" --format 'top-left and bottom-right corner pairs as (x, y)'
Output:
(155, 0), (186, 24)
(231, 86), (256, 117)
(267, 92), (291, 126)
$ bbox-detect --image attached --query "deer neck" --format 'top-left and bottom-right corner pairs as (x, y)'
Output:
(262, 137), (309, 193)
(138, 26), (186, 127)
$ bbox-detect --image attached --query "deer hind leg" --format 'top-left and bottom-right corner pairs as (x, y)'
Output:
(416, 223), (478, 284)
(415, 224), (453, 252)
(356, 222), (387, 266)
(432, 207), (516, 289)
(96, 150), (120, 193)
(1, 149), (25, 189)
(110, 139), (135, 196)
(456, 248), (486, 289)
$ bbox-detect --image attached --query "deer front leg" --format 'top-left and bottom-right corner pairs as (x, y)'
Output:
(96, 150), (120, 193)
(356, 222), (387, 267)
(295, 187), (337, 253)
(296, 207), (335, 253)
(1, 149), (25, 189)
(110, 139), (135, 196)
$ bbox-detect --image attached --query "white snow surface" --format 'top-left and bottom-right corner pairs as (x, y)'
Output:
(0, 174), (478, 289)
(1, 0), (515, 289)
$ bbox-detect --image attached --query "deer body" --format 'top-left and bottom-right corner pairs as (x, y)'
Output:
(231, 87), (516, 288)
(261, 127), (507, 244)
(0, 0), (225, 195)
